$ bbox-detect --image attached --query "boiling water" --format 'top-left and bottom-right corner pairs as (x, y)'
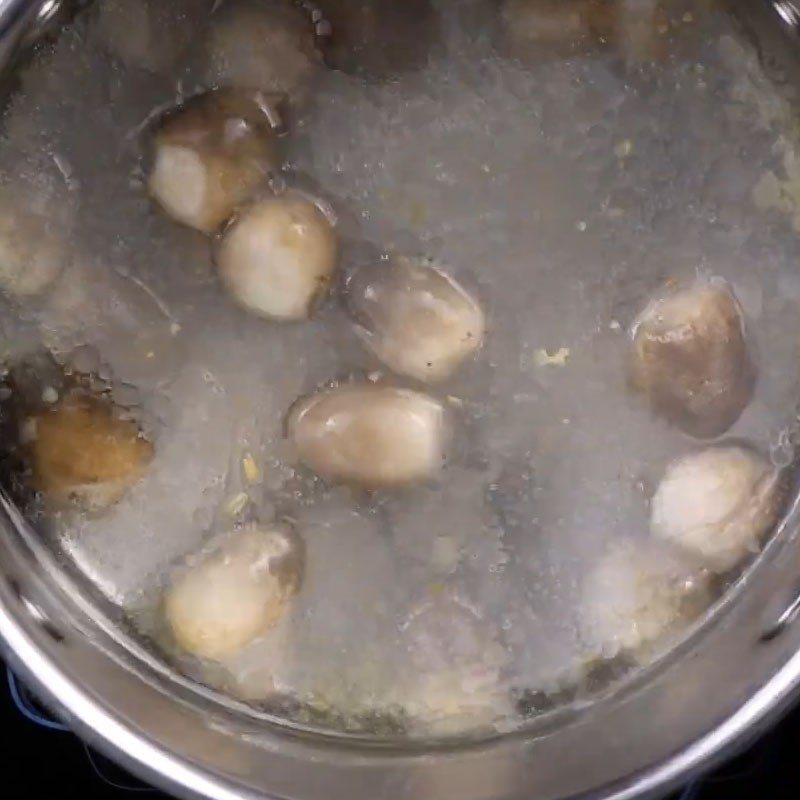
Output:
(1, 0), (800, 736)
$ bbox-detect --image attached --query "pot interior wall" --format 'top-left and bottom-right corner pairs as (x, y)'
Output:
(2, 2), (800, 799)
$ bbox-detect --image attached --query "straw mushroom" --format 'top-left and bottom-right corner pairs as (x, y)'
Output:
(287, 384), (447, 488)
(651, 446), (782, 573)
(345, 257), (485, 382)
(0, 180), (74, 299)
(30, 394), (154, 512)
(148, 89), (279, 234)
(581, 540), (710, 659)
(0, 208), (66, 298)
(165, 524), (303, 661)
(216, 193), (337, 321)
(206, 0), (321, 97)
(630, 279), (754, 439)
(90, 0), (202, 75)
(396, 593), (509, 735)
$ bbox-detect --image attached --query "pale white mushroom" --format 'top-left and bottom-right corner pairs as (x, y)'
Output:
(651, 446), (782, 573)
(89, 0), (203, 75)
(148, 90), (279, 234)
(287, 384), (447, 488)
(581, 540), (710, 660)
(630, 279), (754, 439)
(30, 394), (154, 512)
(216, 193), (338, 321)
(345, 257), (485, 383)
(394, 593), (509, 735)
(0, 180), (74, 298)
(165, 524), (303, 661)
(0, 210), (65, 297)
(206, 0), (321, 97)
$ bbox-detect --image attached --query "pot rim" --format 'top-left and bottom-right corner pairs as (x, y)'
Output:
(3, 2), (800, 799)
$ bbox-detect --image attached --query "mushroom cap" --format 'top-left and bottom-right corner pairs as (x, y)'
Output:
(630, 280), (754, 439)
(651, 446), (782, 573)
(581, 539), (711, 659)
(165, 524), (303, 661)
(287, 384), (447, 488)
(216, 193), (338, 321)
(345, 257), (485, 382)
(148, 89), (279, 233)
(207, 0), (321, 97)
(31, 394), (154, 511)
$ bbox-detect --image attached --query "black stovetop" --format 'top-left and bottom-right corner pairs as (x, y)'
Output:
(2, 662), (798, 800)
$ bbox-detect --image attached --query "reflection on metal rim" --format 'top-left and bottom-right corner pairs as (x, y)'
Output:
(3, 2), (800, 800)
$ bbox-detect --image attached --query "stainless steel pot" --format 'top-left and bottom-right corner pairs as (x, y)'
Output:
(4, 1), (800, 799)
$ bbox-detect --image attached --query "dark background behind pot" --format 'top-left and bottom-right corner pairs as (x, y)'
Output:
(2, 662), (799, 800)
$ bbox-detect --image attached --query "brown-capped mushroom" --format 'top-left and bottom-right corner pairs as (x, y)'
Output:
(630, 279), (754, 439)
(30, 394), (154, 512)
(148, 89), (279, 234)
(344, 256), (485, 383)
